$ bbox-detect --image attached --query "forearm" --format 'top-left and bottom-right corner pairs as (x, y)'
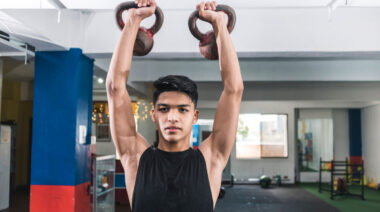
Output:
(107, 14), (142, 91)
(212, 18), (243, 93)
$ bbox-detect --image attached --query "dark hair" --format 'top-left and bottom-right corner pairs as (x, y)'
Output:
(153, 75), (198, 108)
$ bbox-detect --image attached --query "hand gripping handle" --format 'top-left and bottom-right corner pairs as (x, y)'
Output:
(188, 4), (236, 41)
(115, 1), (164, 35)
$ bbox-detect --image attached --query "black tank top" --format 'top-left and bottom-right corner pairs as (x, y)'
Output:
(132, 146), (214, 212)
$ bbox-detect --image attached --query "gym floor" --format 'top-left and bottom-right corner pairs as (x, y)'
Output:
(3, 184), (379, 212)
(214, 184), (340, 212)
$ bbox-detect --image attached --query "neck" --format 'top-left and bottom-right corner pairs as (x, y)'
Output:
(157, 135), (191, 152)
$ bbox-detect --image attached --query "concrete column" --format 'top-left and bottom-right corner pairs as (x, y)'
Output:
(30, 49), (93, 212)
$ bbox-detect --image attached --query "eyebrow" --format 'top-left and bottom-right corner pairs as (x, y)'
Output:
(157, 104), (191, 108)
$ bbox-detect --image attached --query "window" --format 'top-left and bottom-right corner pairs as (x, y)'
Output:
(236, 114), (288, 159)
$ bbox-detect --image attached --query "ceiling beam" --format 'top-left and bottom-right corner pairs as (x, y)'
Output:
(48, 0), (67, 9)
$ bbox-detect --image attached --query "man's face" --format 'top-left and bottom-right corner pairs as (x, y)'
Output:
(151, 91), (199, 143)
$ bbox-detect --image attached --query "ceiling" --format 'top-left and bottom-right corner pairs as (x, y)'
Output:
(2, 0), (380, 108)
(2, 0), (380, 10)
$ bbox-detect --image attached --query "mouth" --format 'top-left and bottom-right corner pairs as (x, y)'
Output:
(165, 126), (181, 132)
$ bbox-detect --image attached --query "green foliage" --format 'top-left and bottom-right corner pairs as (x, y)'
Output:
(237, 118), (249, 138)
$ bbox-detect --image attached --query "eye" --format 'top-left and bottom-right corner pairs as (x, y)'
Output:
(159, 107), (169, 112)
(179, 108), (188, 113)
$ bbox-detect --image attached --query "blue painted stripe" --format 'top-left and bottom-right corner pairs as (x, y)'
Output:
(31, 48), (93, 186)
(115, 174), (126, 188)
(348, 109), (362, 157)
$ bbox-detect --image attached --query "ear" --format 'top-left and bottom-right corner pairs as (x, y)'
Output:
(193, 109), (199, 124)
(151, 109), (156, 123)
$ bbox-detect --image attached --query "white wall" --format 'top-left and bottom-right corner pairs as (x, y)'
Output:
(361, 104), (380, 185)
(299, 109), (332, 119)
(129, 60), (380, 83)
(80, 7), (380, 53)
(4, 7), (380, 54)
(332, 109), (350, 161)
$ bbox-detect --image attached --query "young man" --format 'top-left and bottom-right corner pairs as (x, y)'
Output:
(106, 0), (243, 211)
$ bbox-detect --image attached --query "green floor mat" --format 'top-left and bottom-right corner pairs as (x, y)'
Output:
(301, 183), (380, 212)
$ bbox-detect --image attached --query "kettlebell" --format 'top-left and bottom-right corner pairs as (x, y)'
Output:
(115, 1), (164, 56)
(188, 5), (236, 60)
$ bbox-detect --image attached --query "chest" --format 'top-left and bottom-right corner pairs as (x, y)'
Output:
(136, 152), (210, 191)
(132, 150), (214, 211)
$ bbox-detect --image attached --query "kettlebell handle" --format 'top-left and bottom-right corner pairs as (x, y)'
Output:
(188, 4), (236, 41)
(115, 1), (164, 35)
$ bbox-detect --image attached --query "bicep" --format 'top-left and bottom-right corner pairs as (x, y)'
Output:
(107, 87), (149, 157)
(210, 90), (242, 161)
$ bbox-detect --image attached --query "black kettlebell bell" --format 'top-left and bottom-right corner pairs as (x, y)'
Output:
(115, 1), (164, 56)
(188, 5), (236, 60)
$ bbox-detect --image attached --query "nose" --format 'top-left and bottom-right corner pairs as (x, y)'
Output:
(167, 110), (179, 123)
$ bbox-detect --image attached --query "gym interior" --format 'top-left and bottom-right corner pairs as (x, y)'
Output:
(1, 0), (380, 212)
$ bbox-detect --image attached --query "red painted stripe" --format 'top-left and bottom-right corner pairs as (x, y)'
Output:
(115, 188), (130, 205)
(75, 182), (91, 212)
(350, 156), (362, 165)
(116, 160), (124, 173)
(30, 182), (90, 212)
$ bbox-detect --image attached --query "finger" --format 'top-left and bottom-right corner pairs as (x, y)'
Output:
(142, 0), (147, 7)
(208, 2), (214, 10)
(205, 2), (212, 10)
(210, 2), (215, 11)
(149, 0), (156, 13)
(150, 0), (156, 8)
(212, 1), (217, 10)
(197, 1), (204, 10)
(198, 1), (205, 13)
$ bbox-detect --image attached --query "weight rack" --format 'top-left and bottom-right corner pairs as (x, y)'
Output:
(318, 157), (365, 200)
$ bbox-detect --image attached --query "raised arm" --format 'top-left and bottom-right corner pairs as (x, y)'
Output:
(106, 1), (155, 163)
(198, 2), (244, 166)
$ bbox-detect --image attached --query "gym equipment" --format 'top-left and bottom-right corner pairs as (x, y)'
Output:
(259, 175), (271, 188)
(275, 174), (281, 186)
(337, 178), (347, 194)
(188, 5), (236, 60)
(115, 1), (164, 56)
(319, 157), (365, 200)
